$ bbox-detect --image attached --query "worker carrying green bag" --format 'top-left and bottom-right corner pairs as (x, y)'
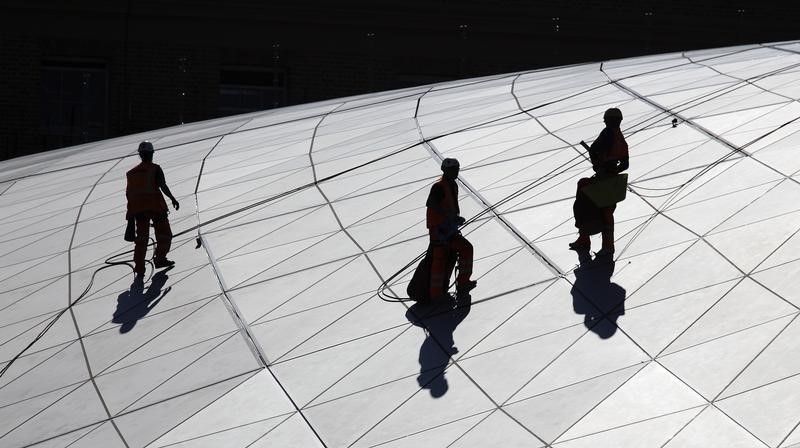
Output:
(569, 108), (629, 257)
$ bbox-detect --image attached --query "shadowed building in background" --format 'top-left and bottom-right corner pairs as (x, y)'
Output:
(3, 39), (800, 446)
(1, 0), (797, 160)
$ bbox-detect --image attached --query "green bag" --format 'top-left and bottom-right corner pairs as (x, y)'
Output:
(581, 173), (628, 208)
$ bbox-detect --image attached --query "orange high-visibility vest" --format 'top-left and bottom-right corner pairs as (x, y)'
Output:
(426, 177), (458, 230)
(126, 162), (168, 219)
(602, 128), (629, 162)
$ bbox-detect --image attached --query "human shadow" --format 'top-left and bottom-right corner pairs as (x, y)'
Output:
(112, 268), (172, 333)
(406, 297), (472, 398)
(570, 250), (626, 339)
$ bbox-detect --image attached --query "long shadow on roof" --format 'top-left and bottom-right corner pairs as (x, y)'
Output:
(406, 296), (472, 398)
(571, 250), (626, 339)
(112, 267), (173, 334)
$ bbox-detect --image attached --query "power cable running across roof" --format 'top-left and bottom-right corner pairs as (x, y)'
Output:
(0, 76), (613, 382)
(6, 43), (800, 447)
(377, 56), (800, 302)
(4, 47), (799, 427)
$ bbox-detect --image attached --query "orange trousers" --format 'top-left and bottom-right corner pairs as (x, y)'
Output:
(429, 234), (473, 298)
(133, 214), (172, 274)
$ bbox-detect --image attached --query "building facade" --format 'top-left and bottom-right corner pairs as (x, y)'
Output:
(1, 0), (795, 160)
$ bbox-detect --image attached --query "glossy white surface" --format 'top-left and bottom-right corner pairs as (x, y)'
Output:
(2, 41), (800, 447)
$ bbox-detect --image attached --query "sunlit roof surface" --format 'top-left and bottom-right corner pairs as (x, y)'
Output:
(3, 41), (800, 447)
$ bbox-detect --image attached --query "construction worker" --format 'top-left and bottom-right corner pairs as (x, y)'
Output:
(426, 158), (477, 300)
(126, 141), (180, 276)
(569, 108), (629, 256)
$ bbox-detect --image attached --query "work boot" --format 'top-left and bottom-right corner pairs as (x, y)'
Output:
(456, 280), (477, 298)
(153, 258), (175, 269)
(595, 247), (614, 257)
(568, 233), (590, 250)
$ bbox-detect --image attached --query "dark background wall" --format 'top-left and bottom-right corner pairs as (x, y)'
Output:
(1, 0), (797, 160)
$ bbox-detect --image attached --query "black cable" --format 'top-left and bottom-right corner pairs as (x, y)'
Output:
(376, 58), (800, 302)
(0, 240), (156, 380)
(377, 153), (587, 302)
(616, 59), (800, 199)
(615, 115), (800, 258)
(5, 51), (796, 377)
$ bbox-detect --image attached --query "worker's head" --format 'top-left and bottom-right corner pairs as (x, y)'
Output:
(603, 108), (623, 128)
(441, 158), (460, 180)
(137, 141), (155, 162)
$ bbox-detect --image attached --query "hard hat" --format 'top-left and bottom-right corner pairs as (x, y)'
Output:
(137, 141), (155, 153)
(603, 108), (623, 121)
(441, 158), (460, 170)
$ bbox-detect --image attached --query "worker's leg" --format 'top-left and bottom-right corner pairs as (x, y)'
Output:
(450, 235), (473, 285)
(133, 216), (151, 275)
(569, 230), (591, 249)
(599, 206), (616, 255)
(152, 216), (173, 263)
(570, 178), (593, 249)
(429, 242), (448, 299)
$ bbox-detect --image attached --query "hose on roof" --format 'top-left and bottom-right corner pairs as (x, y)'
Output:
(3, 54), (799, 379)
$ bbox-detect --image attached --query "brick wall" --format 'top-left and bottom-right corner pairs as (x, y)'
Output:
(0, 33), (42, 159)
(124, 43), (220, 133)
(0, 0), (798, 160)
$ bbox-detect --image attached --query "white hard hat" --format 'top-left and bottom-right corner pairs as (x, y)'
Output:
(441, 158), (460, 170)
(603, 108), (623, 121)
(138, 141), (155, 153)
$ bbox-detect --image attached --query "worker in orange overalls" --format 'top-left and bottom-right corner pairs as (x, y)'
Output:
(569, 108), (629, 256)
(126, 141), (180, 276)
(426, 158), (477, 300)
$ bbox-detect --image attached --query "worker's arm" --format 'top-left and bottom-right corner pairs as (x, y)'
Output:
(601, 157), (628, 174)
(588, 129), (612, 171)
(426, 183), (445, 212)
(427, 183), (463, 221)
(617, 157), (629, 173)
(156, 167), (180, 210)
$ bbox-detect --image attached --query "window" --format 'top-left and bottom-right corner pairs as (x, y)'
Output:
(219, 67), (287, 116)
(41, 61), (107, 150)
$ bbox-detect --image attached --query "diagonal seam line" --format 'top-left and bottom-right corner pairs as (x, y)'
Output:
(490, 58), (800, 440)
(366, 409), (495, 448)
(11, 369), (260, 448)
(0, 381), (87, 442)
(65, 156), (130, 448)
(594, 66), (800, 445)
(115, 331), (248, 415)
(157, 411), (295, 448)
(348, 88), (556, 447)
(3, 40), (792, 446)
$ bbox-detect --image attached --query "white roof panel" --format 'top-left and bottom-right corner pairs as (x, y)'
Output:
(3, 41), (800, 447)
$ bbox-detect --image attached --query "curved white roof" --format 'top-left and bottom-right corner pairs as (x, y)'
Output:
(3, 41), (800, 447)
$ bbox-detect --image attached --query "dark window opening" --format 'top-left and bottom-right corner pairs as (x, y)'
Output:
(219, 67), (287, 116)
(41, 61), (108, 150)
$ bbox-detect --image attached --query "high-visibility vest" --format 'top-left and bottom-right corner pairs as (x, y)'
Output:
(126, 162), (168, 219)
(426, 177), (458, 230)
(601, 128), (629, 163)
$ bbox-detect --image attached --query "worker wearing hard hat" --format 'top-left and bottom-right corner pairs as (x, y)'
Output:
(569, 108), (629, 256)
(426, 158), (477, 300)
(126, 141), (180, 276)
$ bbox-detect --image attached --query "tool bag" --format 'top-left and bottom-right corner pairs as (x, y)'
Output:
(581, 173), (628, 208)
(124, 218), (136, 242)
(406, 243), (458, 302)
